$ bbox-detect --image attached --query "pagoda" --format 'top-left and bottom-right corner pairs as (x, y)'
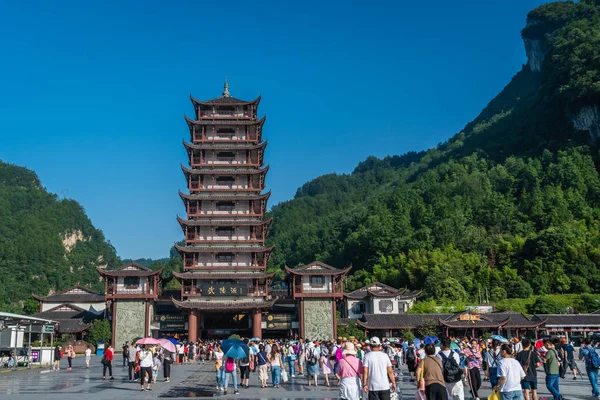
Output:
(173, 81), (275, 341)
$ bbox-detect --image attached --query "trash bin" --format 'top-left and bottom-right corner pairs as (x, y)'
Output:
(96, 340), (105, 357)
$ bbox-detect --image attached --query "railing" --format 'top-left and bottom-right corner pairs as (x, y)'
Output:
(186, 237), (264, 243)
(109, 288), (154, 295)
(192, 135), (258, 142)
(198, 111), (251, 118)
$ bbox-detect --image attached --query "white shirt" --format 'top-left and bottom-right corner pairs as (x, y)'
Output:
(418, 349), (426, 360)
(139, 350), (154, 368)
(497, 357), (525, 392)
(363, 350), (392, 391)
(85, 349), (91, 357)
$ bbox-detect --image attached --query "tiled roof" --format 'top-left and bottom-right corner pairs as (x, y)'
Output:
(172, 271), (275, 280)
(185, 115), (265, 126)
(172, 298), (275, 311)
(177, 217), (271, 227)
(34, 304), (101, 333)
(346, 282), (403, 299)
(533, 314), (600, 326)
(175, 243), (273, 252)
(181, 165), (269, 175)
(190, 93), (261, 106)
(183, 140), (267, 151)
(178, 190), (271, 201)
(96, 263), (163, 277)
(285, 261), (351, 276)
(32, 285), (105, 303)
(357, 314), (452, 329)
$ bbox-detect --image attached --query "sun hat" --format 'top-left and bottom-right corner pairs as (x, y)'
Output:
(342, 342), (357, 356)
(370, 337), (381, 345)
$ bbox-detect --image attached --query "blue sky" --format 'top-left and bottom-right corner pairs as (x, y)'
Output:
(0, 0), (547, 259)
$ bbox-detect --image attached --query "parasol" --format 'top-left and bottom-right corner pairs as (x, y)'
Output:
(136, 337), (161, 345)
(158, 338), (177, 353)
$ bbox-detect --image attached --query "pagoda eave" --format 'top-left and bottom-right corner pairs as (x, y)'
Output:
(178, 190), (271, 202)
(175, 244), (275, 254)
(190, 94), (261, 108)
(177, 216), (273, 228)
(171, 296), (274, 312)
(183, 140), (268, 152)
(181, 165), (270, 176)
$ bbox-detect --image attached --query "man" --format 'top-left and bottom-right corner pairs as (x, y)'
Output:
(512, 339), (523, 355)
(494, 344), (525, 400)
(102, 344), (115, 381)
(122, 341), (129, 368)
(485, 339), (502, 389)
(362, 337), (397, 400)
(579, 337), (600, 398)
(416, 344), (447, 400)
(127, 342), (137, 380)
(541, 338), (562, 400)
(563, 339), (577, 380)
(437, 338), (464, 400)
(516, 339), (542, 400)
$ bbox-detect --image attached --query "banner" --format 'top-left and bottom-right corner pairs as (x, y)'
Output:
(201, 283), (248, 296)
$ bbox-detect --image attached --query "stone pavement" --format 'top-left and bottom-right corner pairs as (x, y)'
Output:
(0, 356), (597, 399)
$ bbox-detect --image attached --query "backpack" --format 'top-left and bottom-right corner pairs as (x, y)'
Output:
(586, 346), (600, 370)
(406, 347), (416, 363)
(225, 357), (235, 372)
(439, 351), (463, 383)
(307, 349), (318, 366)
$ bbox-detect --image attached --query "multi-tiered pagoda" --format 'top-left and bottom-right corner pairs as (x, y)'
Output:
(172, 82), (275, 340)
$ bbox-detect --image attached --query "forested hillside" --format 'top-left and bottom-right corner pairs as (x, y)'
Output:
(0, 161), (120, 312)
(266, 0), (600, 305)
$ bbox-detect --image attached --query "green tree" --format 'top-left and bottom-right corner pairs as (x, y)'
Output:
(529, 296), (566, 314)
(337, 322), (366, 341)
(22, 297), (39, 315)
(86, 319), (112, 346)
(417, 319), (440, 338)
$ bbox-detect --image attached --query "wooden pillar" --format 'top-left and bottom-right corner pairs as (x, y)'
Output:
(252, 311), (262, 339)
(332, 299), (338, 340)
(189, 310), (198, 342)
(299, 300), (305, 339)
(111, 301), (117, 348)
(144, 300), (150, 337)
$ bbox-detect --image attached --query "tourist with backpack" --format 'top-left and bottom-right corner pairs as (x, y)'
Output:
(416, 343), (447, 400)
(437, 338), (464, 400)
(579, 337), (600, 398)
(494, 344), (525, 400)
(516, 339), (542, 400)
(222, 355), (239, 394)
(485, 339), (502, 390)
(306, 341), (320, 386)
(406, 342), (418, 382)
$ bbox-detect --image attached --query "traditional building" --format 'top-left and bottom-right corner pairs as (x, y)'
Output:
(285, 261), (350, 340)
(33, 304), (102, 340)
(172, 82), (275, 341)
(344, 282), (421, 318)
(33, 285), (106, 313)
(96, 263), (162, 347)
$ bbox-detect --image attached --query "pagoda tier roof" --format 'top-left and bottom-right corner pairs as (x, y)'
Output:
(185, 114), (266, 127)
(96, 262), (163, 277)
(172, 297), (275, 311)
(177, 216), (273, 227)
(172, 271), (275, 280)
(181, 165), (269, 175)
(345, 282), (422, 300)
(33, 304), (102, 333)
(32, 285), (105, 303)
(285, 261), (352, 276)
(175, 244), (275, 253)
(178, 190), (271, 202)
(190, 93), (261, 107)
(183, 140), (267, 152)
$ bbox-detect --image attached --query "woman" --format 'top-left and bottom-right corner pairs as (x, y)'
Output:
(256, 344), (269, 388)
(416, 344), (447, 400)
(463, 339), (483, 400)
(285, 342), (297, 378)
(84, 345), (92, 369)
(53, 345), (62, 371)
(306, 341), (320, 387)
(102, 345), (114, 380)
(139, 345), (153, 391)
(320, 345), (333, 387)
(163, 349), (173, 382)
(338, 342), (362, 400)
(239, 351), (252, 389)
(268, 343), (283, 388)
(66, 345), (75, 371)
(222, 355), (239, 395)
(214, 344), (224, 390)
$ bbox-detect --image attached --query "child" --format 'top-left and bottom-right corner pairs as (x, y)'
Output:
(152, 353), (161, 383)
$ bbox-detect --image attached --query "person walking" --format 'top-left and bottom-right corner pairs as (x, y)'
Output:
(122, 341), (129, 368)
(102, 344), (114, 380)
(214, 344), (224, 391)
(362, 337), (397, 400)
(127, 342), (137, 381)
(66, 345), (75, 371)
(84, 345), (91, 369)
(563, 340), (578, 380)
(256, 344), (269, 388)
(579, 337), (600, 398)
(163, 349), (173, 383)
(516, 339), (542, 400)
(416, 344), (447, 400)
(338, 342), (362, 400)
(438, 338), (464, 400)
(285, 342), (297, 378)
(321, 345), (334, 387)
(268, 343), (283, 388)
(138, 345), (153, 391)
(541, 338), (563, 400)
(494, 344), (525, 400)
(486, 339), (502, 390)
(239, 351), (251, 389)
(462, 339), (483, 400)
(306, 341), (320, 387)
(152, 352), (161, 383)
(222, 355), (239, 394)
(53, 345), (62, 371)
(406, 341), (418, 382)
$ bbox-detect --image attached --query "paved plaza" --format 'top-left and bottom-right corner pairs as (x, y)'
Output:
(0, 356), (598, 399)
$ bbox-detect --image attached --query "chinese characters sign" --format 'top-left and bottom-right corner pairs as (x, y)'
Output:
(201, 284), (248, 296)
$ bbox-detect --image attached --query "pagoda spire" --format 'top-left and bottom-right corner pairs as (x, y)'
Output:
(223, 77), (230, 97)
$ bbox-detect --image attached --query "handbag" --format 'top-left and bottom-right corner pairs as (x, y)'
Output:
(281, 368), (289, 382)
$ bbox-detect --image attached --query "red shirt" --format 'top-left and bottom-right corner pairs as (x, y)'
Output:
(105, 348), (114, 361)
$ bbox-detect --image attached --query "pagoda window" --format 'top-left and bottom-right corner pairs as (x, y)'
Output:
(124, 276), (140, 289)
(215, 227), (234, 237)
(379, 300), (394, 313)
(216, 152), (235, 162)
(309, 276), (325, 288)
(216, 176), (235, 187)
(216, 253), (235, 262)
(216, 201), (235, 211)
(216, 128), (234, 139)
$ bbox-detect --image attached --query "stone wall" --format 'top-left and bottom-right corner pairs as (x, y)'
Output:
(114, 300), (146, 349)
(303, 298), (334, 341)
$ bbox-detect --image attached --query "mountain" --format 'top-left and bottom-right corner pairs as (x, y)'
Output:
(0, 161), (120, 312)
(266, 0), (600, 304)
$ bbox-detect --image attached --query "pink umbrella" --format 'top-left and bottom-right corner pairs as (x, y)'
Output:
(158, 338), (177, 353)
(136, 337), (161, 345)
